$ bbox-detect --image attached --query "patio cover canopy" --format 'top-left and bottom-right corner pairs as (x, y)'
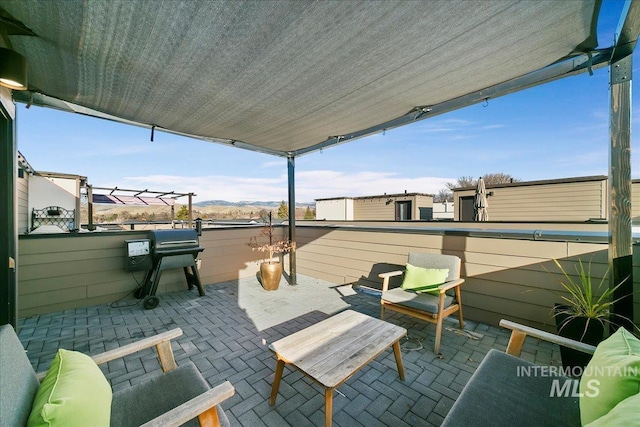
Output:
(1, 0), (603, 157)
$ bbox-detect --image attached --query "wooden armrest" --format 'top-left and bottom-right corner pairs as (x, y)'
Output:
(36, 328), (183, 381)
(499, 319), (597, 357)
(438, 278), (464, 292)
(379, 270), (403, 292)
(140, 381), (235, 427)
(378, 270), (403, 279)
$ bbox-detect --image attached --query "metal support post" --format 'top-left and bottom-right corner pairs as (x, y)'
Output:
(188, 193), (193, 228)
(287, 155), (297, 285)
(0, 88), (17, 328)
(87, 184), (94, 230)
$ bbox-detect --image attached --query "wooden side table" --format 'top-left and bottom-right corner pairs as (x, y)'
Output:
(269, 310), (407, 426)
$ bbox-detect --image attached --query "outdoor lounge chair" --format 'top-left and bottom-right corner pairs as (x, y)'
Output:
(379, 252), (464, 354)
(1, 324), (234, 427)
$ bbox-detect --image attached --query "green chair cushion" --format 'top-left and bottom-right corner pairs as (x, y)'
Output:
(579, 327), (640, 425)
(401, 263), (449, 295)
(27, 349), (112, 427)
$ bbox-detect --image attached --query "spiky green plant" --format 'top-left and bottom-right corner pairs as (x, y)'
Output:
(552, 258), (635, 337)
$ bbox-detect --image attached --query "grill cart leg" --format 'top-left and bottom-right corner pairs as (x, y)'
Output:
(148, 258), (164, 298)
(136, 264), (157, 299)
(184, 260), (205, 296)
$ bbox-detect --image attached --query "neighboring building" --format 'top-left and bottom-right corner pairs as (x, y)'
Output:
(453, 175), (640, 222)
(315, 197), (354, 221)
(433, 201), (454, 220)
(17, 152), (34, 234)
(316, 192), (434, 221)
(18, 152), (86, 234)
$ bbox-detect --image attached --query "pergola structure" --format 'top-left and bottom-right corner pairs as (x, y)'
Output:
(88, 186), (195, 229)
(1, 0), (638, 328)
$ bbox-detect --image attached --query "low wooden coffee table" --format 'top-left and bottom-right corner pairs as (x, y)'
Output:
(268, 310), (407, 426)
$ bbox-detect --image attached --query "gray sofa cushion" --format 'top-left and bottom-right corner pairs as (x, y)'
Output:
(442, 349), (580, 427)
(111, 362), (229, 427)
(0, 324), (40, 427)
(382, 287), (453, 314)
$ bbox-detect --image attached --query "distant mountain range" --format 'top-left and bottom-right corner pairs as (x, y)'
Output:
(193, 200), (315, 208)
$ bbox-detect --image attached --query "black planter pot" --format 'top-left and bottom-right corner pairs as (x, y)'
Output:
(554, 304), (604, 373)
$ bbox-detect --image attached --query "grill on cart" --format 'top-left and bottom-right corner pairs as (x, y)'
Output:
(136, 229), (205, 309)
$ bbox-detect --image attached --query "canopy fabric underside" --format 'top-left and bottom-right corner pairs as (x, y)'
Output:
(2, 0), (599, 156)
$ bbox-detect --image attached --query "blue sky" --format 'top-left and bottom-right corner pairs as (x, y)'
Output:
(16, 0), (638, 203)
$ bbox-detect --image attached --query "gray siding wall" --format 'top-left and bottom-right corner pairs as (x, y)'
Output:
(454, 180), (640, 222)
(454, 179), (606, 221)
(633, 181), (640, 220)
(18, 172), (29, 234)
(354, 195), (433, 220)
(17, 224), (638, 334)
(354, 197), (395, 220)
(17, 227), (265, 317)
(294, 225), (640, 331)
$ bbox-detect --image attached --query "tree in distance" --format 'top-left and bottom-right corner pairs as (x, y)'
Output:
(176, 205), (190, 220)
(434, 173), (520, 202)
(277, 201), (288, 218)
(303, 206), (315, 219)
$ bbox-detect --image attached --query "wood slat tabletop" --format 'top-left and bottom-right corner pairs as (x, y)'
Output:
(269, 310), (406, 388)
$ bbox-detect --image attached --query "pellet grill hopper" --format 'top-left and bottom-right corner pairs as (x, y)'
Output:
(136, 229), (205, 309)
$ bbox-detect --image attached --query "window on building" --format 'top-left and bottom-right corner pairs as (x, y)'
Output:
(419, 207), (433, 220)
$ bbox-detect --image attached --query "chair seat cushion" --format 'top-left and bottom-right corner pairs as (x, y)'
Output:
(110, 362), (229, 427)
(382, 287), (453, 314)
(442, 349), (581, 427)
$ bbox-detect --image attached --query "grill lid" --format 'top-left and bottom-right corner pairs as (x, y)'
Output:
(149, 229), (201, 254)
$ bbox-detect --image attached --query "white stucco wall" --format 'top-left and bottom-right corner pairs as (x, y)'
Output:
(316, 199), (354, 220)
(29, 176), (77, 211)
(433, 201), (454, 219)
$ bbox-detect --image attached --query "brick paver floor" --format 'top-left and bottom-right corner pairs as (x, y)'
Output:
(18, 275), (561, 426)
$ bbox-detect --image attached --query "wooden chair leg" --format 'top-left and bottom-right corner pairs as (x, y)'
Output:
(380, 304), (385, 320)
(434, 316), (443, 354)
(455, 287), (464, 328)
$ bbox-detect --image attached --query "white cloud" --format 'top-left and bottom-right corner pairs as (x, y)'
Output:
(71, 143), (152, 158)
(122, 171), (455, 203)
(260, 160), (284, 168)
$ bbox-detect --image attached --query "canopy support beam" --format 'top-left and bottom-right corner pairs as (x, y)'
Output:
(608, 0), (639, 330)
(287, 154), (297, 286)
(609, 54), (634, 329)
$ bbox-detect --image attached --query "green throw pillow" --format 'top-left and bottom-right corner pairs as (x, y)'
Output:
(27, 349), (112, 427)
(401, 263), (449, 295)
(584, 392), (640, 426)
(579, 327), (640, 425)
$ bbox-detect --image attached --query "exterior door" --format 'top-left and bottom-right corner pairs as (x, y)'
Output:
(459, 196), (475, 221)
(395, 201), (412, 221)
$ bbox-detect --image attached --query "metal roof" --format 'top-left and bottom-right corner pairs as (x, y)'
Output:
(1, 0), (606, 157)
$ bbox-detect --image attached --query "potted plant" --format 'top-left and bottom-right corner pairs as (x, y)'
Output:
(248, 212), (295, 291)
(550, 258), (632, 370)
